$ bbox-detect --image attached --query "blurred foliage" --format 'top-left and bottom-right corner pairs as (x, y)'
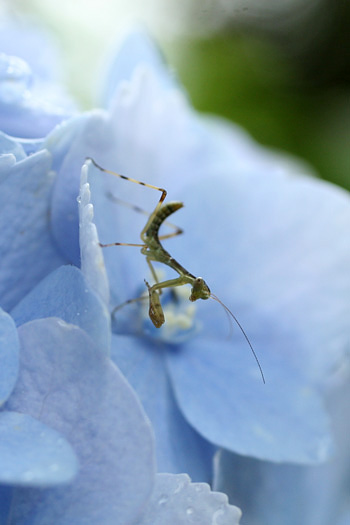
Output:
(164, 2), (350, 191)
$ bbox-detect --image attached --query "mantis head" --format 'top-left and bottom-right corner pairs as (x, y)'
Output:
(189, 277), (211, 302)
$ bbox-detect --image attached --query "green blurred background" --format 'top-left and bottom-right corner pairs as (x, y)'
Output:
(6, 0), (350, 190)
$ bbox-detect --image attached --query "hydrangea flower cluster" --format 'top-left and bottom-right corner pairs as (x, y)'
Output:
(0, 18), (349, 525)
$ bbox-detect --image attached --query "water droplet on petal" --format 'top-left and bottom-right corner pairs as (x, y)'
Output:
(173, 478), (186, 494)
(213, 508), (225, 524)
(158, 494), (168, 506)
(0, 54), (32, 103)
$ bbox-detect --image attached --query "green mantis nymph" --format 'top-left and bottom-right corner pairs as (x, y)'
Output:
(87, 157), (265, 383)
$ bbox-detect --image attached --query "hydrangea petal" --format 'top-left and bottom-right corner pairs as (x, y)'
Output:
(45, 111), (111, 265)
(137, 473), (242, 525)
(175, 170), (350, 381)
(0, 52), (32, 105)
(0, 17), (67, 86)
(167, 333), (332, 463)
(0, 53), (72, 139)
(6, 318), (155, 524)
(111, 334), (214, 481)
(78, 162), (110, 304)
(213, 369), (350, 525)
(101, 29), (174, 109)
(0, 149), (65, 310)
(337, 512), (350, 525)
(213, 449), (350, 525)
(0, 131), (45, 158)
(0, 411), (78, 486)
(0, 16), (76, 137)
(108, 66), (210, 192)
(0, 130), (26, 160)
(10, 265), (110, 354)
(0, 307), (19, 404)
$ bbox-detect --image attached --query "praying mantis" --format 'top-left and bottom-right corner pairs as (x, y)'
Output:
(86, 157), (265, 383)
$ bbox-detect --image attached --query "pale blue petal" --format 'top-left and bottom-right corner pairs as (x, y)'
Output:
(137, 473), (242, 525)
(174, 168), (350, 380)
(0, 53), (72, 139)
(201, 115), (308, 177)
(78, 161), (110, 305)
(167, 333), (332, 463)
(43, 113), (91, 172)
(0, 131), (26, 160)
(43, 115), (90, 265)
(0, 132), (45, 157)
(0, 308), (19, 404)
(111, 333), (214, 481)
(337, 512), (350, 525)
(214, 451), (304, 525)
(213, 370), (350, 525)
(0, 411), (78, 486)
(0, 16), (76, 136)
(44, 111), (111, 265)
(0, 150), (65, 310)
(6, 318), (155, 524)
(0, 52), (32, 105)
(101, 28), (174, 109)
(213, 450), (350, 525)
(107, 67), (215, 191)
(0, 16), (66, 85)
(10, 266), (110, 354)
(0, 101), (69, 144)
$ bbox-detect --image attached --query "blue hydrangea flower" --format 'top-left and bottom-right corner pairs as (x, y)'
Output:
(0, 265), (239, 523)
(0, 20), (242, 523)
(0, 266), (154, 522)
(74, 32), (350, 481)
(1, 17), (349, 523)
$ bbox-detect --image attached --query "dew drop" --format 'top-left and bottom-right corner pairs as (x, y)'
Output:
(213, 508), (225, 524)
(158, 495), (168, 506)
(173, 478), (185, 494)
(0, 54), (32, 103)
